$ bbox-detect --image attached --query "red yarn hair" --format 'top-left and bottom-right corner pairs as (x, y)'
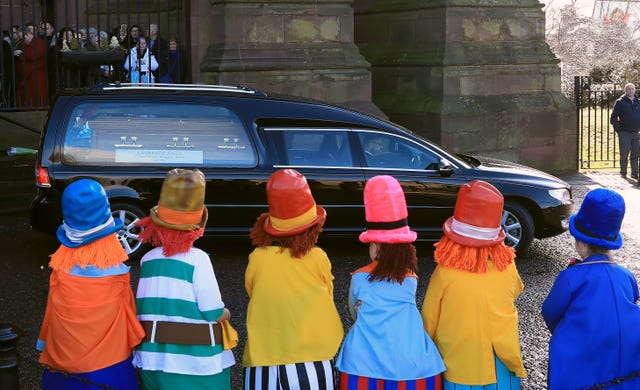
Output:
(250, 213), (323, 258)
(136, 216), (204, 257)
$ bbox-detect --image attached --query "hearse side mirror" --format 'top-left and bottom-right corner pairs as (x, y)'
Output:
(438, 158), (454, 177)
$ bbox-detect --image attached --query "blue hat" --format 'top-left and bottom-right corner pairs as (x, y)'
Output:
(56, 179), (123, 248)
(569, 188), (624, 250)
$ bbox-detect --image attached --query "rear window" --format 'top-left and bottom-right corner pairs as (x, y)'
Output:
(61, 102), (257, 167)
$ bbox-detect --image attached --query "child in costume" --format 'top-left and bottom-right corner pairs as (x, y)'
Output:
(37, 178), (145, 389)
(422, 180), (527, 389)
(542, 188), (640, 389)
(133, 168), (236, 389)
(244, 168), (344, 390)
(336, 175), (446, 389)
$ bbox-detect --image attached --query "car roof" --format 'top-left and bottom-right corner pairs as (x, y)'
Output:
(56, 82), (402, 130)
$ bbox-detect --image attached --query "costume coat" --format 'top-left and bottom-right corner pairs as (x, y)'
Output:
(37, 237), (145, 389)
(336, 262), (445, 381)
(243, 246), (343, 367)
(423, 261), (526, 385)
(542, 254), (640, 389)
(134, 246), (234, 388)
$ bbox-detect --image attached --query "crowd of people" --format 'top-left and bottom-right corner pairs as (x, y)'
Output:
(34, 165), (640, 389)
(1, 21), (187, 107)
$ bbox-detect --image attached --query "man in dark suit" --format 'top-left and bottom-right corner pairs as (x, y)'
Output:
(148, 24), (168, 82)
(2, 30), (15, 107)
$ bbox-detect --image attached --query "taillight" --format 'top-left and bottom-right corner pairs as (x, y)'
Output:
(35, 164), (51, 187)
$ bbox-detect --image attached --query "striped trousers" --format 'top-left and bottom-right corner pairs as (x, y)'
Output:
(245, 360), (336, 390)
(339, 372), (443, 390)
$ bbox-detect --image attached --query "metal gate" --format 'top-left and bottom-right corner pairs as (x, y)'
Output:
(0, 0), (189, 111)
(575, 76), (625, 170)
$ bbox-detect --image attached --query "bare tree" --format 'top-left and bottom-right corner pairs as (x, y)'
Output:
(546, 3), (640, 96)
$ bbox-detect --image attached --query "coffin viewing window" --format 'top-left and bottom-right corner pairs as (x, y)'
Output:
(61, 102), (257, 167)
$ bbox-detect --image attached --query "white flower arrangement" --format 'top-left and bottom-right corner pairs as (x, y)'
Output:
(60, 40), (71, 52)
(109, 36), (121, 49)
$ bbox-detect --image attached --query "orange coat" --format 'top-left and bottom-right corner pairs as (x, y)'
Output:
(15, 37), (49, 107)
(38, 270), (144, 372)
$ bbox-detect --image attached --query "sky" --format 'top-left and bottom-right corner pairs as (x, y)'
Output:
(540, 0), (639, 20)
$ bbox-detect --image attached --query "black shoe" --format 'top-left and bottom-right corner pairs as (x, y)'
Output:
(621, 173), (627, 178)
(632, 173), (639, 179)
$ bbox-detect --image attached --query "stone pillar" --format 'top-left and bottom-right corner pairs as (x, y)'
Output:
(354, 0), (576, 172)
(200, 0), (385, 118)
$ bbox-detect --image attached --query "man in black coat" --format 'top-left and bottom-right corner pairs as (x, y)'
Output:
(610, 82), (640, 181)
(147, 24), (169, 83)
(1, 30), (15, 106)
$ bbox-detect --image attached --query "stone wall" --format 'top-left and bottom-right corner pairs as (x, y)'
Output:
(354, 0), (576, 172)
(200, 0), (385, 117)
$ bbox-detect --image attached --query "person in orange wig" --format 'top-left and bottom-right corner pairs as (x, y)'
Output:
(243, 168), (344, 390)
(422, 180), (527, 389)
(37, 178), (145, 389)
(133, 168), (236, 389)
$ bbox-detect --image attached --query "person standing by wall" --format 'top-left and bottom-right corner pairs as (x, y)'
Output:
(164, 36), (187, 83)
(148, 24), (169, 82)
(14, 26), (48, 107)
(610, 82), (640, 181)
(1, 30), (14, 107)
(124, 36), (158, 83)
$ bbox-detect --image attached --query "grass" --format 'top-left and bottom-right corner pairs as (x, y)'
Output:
(579, 105), (620, 171)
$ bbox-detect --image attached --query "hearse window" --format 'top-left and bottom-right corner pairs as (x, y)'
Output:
(61, 103), (257, 167)
(265, 129), (352, 168)
(357, 132), (439, 170)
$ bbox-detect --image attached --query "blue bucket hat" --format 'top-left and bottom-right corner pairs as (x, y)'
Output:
(56, 179), (123, 248)
(569, 188), (625, 250)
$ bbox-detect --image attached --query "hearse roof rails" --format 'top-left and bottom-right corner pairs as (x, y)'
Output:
(94, 82), (267, 96)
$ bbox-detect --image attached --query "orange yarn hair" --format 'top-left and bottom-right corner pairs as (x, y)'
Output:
(433, 235), (515, 273)
(49, 234), (128, 272)
(137, 216), (204, 257)
(250, 213), (323, 258)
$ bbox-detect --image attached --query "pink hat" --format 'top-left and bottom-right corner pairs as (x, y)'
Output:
(442, 180), (506, 247)
(359, 175), (417, 243)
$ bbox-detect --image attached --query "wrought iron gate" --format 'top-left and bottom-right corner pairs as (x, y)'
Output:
(574, 76), (625, 170)
(0, 0), (189, 111)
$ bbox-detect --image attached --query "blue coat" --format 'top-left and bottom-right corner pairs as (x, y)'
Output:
(336, 270), (445, 380)
(542, 254), (640, 389)
(610, 95), (640, 133)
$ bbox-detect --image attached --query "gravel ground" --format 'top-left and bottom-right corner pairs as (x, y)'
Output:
(1, 171), (639, 389)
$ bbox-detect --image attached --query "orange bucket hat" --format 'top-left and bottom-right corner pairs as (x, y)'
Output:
(150, 168), (208, 231)
(263, 169), (326, 236)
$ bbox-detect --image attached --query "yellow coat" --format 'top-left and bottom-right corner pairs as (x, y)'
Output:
(422, 261), (527, 385)
(243, 246), (344, 367)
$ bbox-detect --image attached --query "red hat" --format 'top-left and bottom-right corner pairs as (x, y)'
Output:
(359, 175), (417, 243)
(263, 169), (326, 236)
(442, 180), (505, 247)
